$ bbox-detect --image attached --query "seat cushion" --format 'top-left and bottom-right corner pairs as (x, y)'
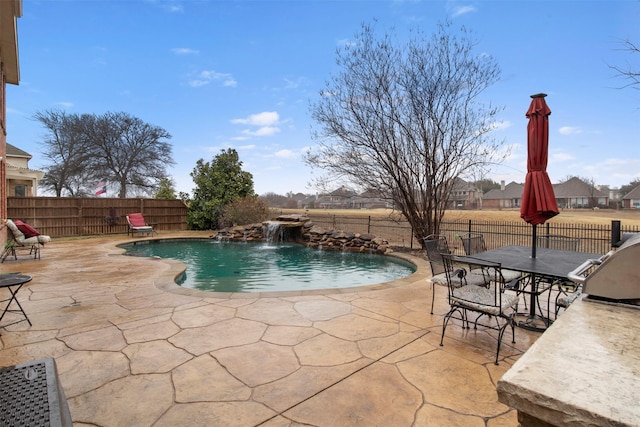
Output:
(429, 271), (488, 287)
(128, 214), (147, 227)
(451, 285), (519, 316)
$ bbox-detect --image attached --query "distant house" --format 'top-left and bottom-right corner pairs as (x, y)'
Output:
(447, 178), (481, 209)
(315, 186), (358, 209)
(622, 185), (640, 209)
(350, 189), (392, 209)
(5, 143), (44, 197)
(483, 182), (524, 209)
(553, 177), (609, 209)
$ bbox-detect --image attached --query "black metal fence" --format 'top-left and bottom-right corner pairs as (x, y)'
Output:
(303, 212), (639, 255)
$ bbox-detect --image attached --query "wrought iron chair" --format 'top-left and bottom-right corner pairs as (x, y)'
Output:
(536, 235), (582, 317)
(424, 234), (487, 315)
(439, 253), (521, 365)
(458, 232), (522, 282)
(536, 234), (580, 251)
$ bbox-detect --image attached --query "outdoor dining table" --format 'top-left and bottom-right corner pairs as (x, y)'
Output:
(462, 245), (601, 331)
(0, 273), (33, 331)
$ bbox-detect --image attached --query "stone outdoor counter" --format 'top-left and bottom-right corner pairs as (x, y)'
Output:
(497, 298), (640, 426)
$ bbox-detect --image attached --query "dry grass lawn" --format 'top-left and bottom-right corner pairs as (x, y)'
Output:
(283, 208), (640, 227)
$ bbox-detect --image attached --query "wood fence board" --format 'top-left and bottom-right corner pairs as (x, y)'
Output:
(7, 197), (188, 237)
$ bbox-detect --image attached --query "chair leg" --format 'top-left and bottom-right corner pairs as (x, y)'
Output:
(495, 323), (508, 365)
(440, 307), (458, 347)
(430, 282), (435, 315)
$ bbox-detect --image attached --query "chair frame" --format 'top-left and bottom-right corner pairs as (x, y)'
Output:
(536, 234), (580, 251)
(458, 232), (487, 256)
(126, 213), (155, 237)
(535, 234), (582, 317)
(439, 253), (520, 365)
(423, 234), (450, 315)
(1, 219), (49, 263)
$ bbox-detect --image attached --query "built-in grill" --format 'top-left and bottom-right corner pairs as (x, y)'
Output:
(568, 232), (640, 308)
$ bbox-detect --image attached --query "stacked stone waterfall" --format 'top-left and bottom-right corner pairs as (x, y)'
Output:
(214, 214), (390, 255)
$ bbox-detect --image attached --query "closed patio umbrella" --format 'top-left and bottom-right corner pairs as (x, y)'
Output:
(520, 93), (559, 258)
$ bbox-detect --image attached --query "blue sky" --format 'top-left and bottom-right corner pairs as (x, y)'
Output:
(7, 0), (640, 196)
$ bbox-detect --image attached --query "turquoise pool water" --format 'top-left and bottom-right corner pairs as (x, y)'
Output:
(120, 239), (415, 293)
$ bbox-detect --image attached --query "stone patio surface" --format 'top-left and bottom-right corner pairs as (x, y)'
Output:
(0, 232), (539, 426)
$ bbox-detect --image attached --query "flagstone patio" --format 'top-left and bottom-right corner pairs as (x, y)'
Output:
(0, 232), (539, 426)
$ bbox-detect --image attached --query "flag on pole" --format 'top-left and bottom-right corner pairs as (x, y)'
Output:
(95, 182), (106, 196)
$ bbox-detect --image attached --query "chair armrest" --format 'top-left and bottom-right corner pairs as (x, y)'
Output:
(503, 275), (528, 291)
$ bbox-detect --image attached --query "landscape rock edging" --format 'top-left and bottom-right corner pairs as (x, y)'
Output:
(214, 214), (391, 255)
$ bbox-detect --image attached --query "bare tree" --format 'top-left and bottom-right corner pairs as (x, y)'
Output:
(35, 110), (174, 197)
(35, 110), (99, 197)
(306, 21), (507, 244)
(610, 38), (640, 90)
(87, 112), (174, 197)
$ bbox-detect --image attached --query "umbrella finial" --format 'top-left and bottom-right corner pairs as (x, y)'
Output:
(530, 93), (547, 98)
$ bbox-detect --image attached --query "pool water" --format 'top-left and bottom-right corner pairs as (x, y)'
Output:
(120, 239), (415, 293)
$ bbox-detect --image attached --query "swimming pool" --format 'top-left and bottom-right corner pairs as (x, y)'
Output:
(120, 239), (416, 293)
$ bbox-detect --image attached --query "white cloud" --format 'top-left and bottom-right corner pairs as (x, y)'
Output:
(558, 126), (583, 135)
(232, 111), (280, 126)
(172, 48), (199, 55)
(151, 0), (184, 13)
(56, 101), (74, 108)
(451, 6), (477, 17)
(232, 112), (282, 138)
(551, 152), (575, 162)
(337, 38), (357, 48)
(490, 120), (512, 131)
(275, 149), (296, 158)
(241, 126), (281, 137)
(188, 70), (237, 88)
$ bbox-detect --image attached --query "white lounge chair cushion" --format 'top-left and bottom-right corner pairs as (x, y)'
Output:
(6, 219), (51, 245)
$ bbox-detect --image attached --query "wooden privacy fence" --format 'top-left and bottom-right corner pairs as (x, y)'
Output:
(302, 212), (640, 255)
(7, 197), (188, 238)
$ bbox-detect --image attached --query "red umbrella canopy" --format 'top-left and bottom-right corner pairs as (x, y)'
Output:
(520, 94), (559, 225)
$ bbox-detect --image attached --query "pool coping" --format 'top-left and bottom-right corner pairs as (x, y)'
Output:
(116, 236), (431, 299)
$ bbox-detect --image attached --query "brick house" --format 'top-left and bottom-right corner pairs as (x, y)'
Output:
(622, 185), (640, 209)
(5, 143), (44, 196)
(482, 181), (524, 209)
(1, 0), (22, 248)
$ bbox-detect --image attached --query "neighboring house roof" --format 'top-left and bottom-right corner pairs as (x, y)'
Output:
(451, 177), (477, 192)
(622, 185), (640, 200)
(6, 142), (32, 159)
(0, 1), (21, 84)
(483, 182), (524, 200)
(328, 186), (357, 198)
(5, 142), (44, 180)
(553, 177), (608, 198)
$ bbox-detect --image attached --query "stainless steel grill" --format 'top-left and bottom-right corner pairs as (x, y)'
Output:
(569, 233), (640, 307)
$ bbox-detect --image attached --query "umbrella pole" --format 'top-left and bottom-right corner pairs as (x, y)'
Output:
(531, 224), (537, 259)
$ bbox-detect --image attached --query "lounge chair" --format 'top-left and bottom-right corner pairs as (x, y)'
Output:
(2, 219), (51, 262)
(126, 213), (154, 237)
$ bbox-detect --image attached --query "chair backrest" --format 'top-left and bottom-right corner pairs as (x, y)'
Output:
(459, 233), (487, 255)
(442, 253), (502, 307)
(5, 219), (26, 244)
(127, 213), (147, 227)
(537, 235), (580, 251)
(423, 234), (450, 276)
